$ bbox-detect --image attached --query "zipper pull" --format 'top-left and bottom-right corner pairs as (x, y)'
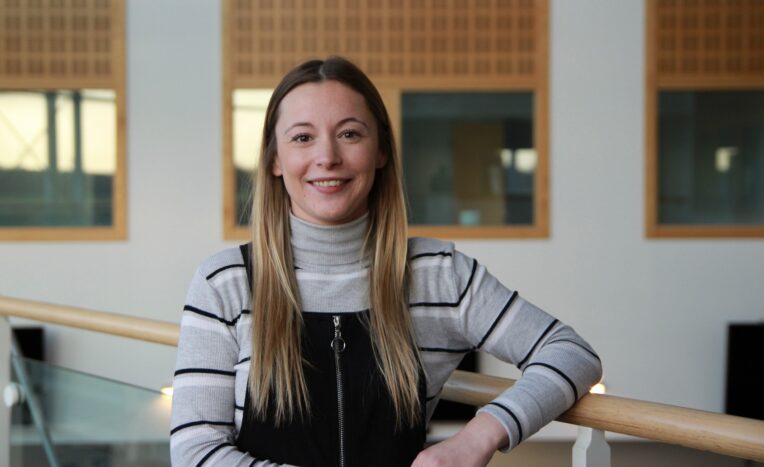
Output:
(331, 315), (346, 353)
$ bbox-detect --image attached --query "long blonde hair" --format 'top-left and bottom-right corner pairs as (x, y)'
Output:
(249, 57), (420, 427)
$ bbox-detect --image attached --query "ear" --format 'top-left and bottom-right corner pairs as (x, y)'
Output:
(271, 155), (283, 176)
(376, 151), (388, 169)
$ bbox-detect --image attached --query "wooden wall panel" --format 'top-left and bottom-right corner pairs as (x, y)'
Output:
(0, 0), (126, 240)
(0, 0), (123, 89)
(654, 0), (764, 87)
(227, 0), (544, 88)
(646, 0), (764, 238)
(223, 0), (549, 239)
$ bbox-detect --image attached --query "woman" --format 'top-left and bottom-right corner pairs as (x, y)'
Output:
(171, 57), (602, 467)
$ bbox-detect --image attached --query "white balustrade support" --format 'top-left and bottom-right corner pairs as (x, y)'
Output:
(0, 318), (10, 467)
(573, 426), (611, 467)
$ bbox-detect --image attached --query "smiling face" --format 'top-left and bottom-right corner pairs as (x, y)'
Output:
(271, 80), (386, 226)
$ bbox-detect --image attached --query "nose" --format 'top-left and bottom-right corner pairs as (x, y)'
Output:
(314, 138), (342, 169)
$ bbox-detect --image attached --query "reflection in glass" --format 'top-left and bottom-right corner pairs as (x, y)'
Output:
(658, 91), (764, 225)
(402, 92), (535, 226)
(10, 356), (170, 466)
(0, 90), (116, 227)
(233, 89), (272, 226)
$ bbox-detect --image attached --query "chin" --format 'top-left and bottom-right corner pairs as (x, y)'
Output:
(317, 211), (363, 225)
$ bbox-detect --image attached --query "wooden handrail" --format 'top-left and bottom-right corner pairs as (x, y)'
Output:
(444, 369), (764, 461)
(0, 296), (179, 346)
(2, 295), (764, 461)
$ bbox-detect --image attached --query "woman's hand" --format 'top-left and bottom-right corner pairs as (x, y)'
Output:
(411, 412), (508, 467)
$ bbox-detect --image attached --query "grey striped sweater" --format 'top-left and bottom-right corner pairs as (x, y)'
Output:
(171, 214), (602, 466)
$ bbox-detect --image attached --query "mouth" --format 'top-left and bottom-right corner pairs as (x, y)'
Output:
(309, 179), (349, 187)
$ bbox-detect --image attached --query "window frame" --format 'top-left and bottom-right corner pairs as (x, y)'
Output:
(222, 0), (549, 240)
(0, 0), (127, 241)
(384, 82), (549, 239)
(644, 0), (764, 238)
(223, 82), (549, 240)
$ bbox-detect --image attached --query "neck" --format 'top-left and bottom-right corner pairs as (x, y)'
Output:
(289, 213), (370, 269)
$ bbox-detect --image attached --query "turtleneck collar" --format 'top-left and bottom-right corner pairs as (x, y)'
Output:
(289, 212), (370, 268)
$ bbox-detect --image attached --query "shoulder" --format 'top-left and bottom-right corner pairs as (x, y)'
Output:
(406, 237), (463, 305)
(407, 237), (473, 273)
(185, 246), (250, 321)
(406, 237), (482, 301)
(407, 237), (455, 260)
(195, 246), (248, 281)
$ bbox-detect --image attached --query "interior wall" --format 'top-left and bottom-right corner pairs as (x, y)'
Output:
(0, 0), (225, 390)
(0, 0), (762, 436)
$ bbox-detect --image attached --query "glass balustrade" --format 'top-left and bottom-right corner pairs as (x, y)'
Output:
(10, 355), (170, 467)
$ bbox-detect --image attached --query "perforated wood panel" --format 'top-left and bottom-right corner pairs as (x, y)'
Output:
(654, 0), (764, 86)
(0, 0), (124, 89)
(0, 0), (126, 240)
(645, 0), (764, 238)
(226, 0), (546, 88)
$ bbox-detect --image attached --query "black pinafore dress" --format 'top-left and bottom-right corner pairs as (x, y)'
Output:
(235, 244), (426, 467)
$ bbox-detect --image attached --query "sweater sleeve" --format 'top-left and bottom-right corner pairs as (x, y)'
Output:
(451, 250), (603, 452)
(170, 267), (293, 467)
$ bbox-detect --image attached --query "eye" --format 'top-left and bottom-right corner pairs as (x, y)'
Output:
(339, 129), (361, 140)
(290, 133), (312, 144)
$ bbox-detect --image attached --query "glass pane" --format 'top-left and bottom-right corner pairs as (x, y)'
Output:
(658, 90), (764, 225)
(10, 356), (171, 466)
(402, 92), (535, 226)
(233, 89), (272, 226)
(0, 90), (117, 227)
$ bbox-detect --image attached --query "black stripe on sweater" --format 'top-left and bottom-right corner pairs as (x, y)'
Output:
(174, 368), (236, 377)
(205, 264), (245, 281)
(170, 420), (235, 435)
(544, 338), (601, 361)
(237, 357), (251, 364)
(477, 291), (518, 349)
(487, 402), (523, 443)
(182, 305), (249, 326)
(196, 442), (234, 467)
(409, 259), (477, 308)
(418, 346), (473, 354)
(524, 362), (579, 400)
(517, 319), (559, 368)
(409, 251), (453, 261)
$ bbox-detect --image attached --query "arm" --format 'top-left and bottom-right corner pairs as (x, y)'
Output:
(170, 267), (290, 467)
(414, 251), (602, 465)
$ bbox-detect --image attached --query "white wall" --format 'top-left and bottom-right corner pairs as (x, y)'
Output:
(0, 0), (226, 390)
(1, 0), (762, 422)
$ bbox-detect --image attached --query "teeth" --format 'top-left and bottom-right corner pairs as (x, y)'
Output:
(313, 180), (344, 187)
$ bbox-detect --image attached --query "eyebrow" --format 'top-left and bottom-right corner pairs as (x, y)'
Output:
(282, 117), (369, 135)
(338, 117), (369, 129)
(283, 122), (313, 135)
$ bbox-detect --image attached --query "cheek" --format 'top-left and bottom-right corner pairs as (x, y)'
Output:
(272, 150), (301, 179)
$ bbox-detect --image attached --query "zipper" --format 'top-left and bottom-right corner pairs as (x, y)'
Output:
(331, 315), (346, 467)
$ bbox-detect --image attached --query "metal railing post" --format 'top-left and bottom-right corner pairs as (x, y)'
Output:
(0, 317), (10, 467)
(572, 427), (611, 467)
(9, 336), (60, 467)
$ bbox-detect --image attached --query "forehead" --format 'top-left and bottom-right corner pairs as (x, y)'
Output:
(276, 80), (373, 125)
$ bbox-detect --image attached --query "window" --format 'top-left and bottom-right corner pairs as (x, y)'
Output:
(223, 0), (549, 239)
(402, 92), (536, 227)
(0, 90), (117, 228)
(657, 90), (764, 226)
(646, 0), (764, 237)
(0, 0), (126, 241)
(231, 89), (272, 229)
